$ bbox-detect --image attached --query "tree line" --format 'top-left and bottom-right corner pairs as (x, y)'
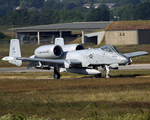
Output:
(0, 0), (150, 26)
(112, 2), (150, 20)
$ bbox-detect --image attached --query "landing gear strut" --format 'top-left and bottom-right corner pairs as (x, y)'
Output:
(53, 67), (61, 79)
(103, 65), (110, 78)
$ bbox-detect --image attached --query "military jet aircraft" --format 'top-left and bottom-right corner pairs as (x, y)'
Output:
(2, 38), (148, 79)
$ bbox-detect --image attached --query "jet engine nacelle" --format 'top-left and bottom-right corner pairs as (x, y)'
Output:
(34, 45), (63, 59)
(62, 44), (85, 52)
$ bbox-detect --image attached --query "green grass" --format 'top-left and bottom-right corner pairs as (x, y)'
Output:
(0, 70), (150, 119)
(0, 69), (149, 79)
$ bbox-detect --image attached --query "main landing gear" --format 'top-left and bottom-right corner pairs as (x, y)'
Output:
(53, 67), (61, 79)
(95, 73), (102, 78)
(93, 66), (101, 78)
(52, 65), (110, 79)
(94, 65), (110, 78)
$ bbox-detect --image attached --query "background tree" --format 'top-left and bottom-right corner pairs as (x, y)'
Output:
(42, 1), (65, 11)
(73, 0), (84, 6)
(14, 10), (28, 25)
(132, 2), (150, 20)
(118, 0), (141, 6)
(0, 1), (12, 17)
(38, 10), (53, 25)
(0, 32), (7, 39)
(28, 10), (39, 25)
(112, 4), (136, 20)
(41, 0), (56, 11)
(10, 0), (20, 7)
(100, 0), (118, 3)
(86, 8), (110, 21)
(121, 4), (136, 20)
(1, 10), (29, 25)
(52, 9), (84, 23)
(20, 0), (44, 8)
(51, 2), (65, 11)
(89, 0), (95, 10)
(51, 11), (60, 23)
(1, 0), (150, 26)
(28, 7), (39, 12)
(1, 11), (15, 25)
(65, 3), (77, 10)
(140, 0), (150, 3)
(98, 4), (109, 9)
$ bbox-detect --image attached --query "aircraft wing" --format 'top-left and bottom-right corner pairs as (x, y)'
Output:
(123, 51), (148, 58)
(16, 57), (82, 66)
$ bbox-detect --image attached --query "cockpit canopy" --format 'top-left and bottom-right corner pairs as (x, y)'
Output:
(100, 45), (121, 54)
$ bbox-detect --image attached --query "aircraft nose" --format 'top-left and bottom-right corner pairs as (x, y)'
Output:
(120, 56), (129, 65)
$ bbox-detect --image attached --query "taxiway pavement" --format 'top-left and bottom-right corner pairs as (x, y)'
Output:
(0, 64), (150, 73)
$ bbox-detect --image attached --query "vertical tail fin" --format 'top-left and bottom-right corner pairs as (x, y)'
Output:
(9, 39), (21, 57)
(9, 39), (22, 66)
(55, 38), (64, 46)
(2, 39), (22, 66)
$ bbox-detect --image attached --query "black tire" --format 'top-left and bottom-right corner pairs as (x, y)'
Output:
(54, 73), (60, 79)
(95, 73), (101, 78)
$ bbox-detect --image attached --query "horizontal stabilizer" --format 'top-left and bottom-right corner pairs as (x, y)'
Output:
(123, 51), (148, 58)
(2, 56), (22, 66)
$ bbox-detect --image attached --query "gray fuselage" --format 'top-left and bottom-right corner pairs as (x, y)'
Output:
(61, 48), (129, 67)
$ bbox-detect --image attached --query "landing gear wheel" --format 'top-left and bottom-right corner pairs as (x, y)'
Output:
(54, 73), (60, 79)
(53, 66), (61, 79)
(95, 73), (101, 78)
(106, 74), (110, 78)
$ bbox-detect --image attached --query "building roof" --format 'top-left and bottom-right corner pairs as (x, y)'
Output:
(83, 3), (117, 9)
(10, 22), (111, 32)
(107, 21), (150, 30)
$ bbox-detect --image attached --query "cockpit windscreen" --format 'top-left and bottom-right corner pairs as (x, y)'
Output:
(100, 45), (121, 53)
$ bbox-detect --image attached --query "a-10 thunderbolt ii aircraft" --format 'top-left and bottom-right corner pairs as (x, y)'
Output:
(2, 38), (148, 79)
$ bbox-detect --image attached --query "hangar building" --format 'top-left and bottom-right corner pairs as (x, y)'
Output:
(10, 22), (111, 44)
(105, 21), (150, 45)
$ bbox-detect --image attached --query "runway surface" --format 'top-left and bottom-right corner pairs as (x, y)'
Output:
(0, 64), (150, 73)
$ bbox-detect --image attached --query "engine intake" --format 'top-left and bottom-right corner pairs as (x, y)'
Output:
(34, 45), (63, 59)
(62, 44), (85, 52)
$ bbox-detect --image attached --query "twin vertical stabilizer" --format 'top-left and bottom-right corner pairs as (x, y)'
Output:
(9, 39), (21, 57)
(2, 39), (22, 66)
(55, 38), (64, 46)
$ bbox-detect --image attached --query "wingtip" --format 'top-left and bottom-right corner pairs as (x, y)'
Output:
(2, 56), (14, 61)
